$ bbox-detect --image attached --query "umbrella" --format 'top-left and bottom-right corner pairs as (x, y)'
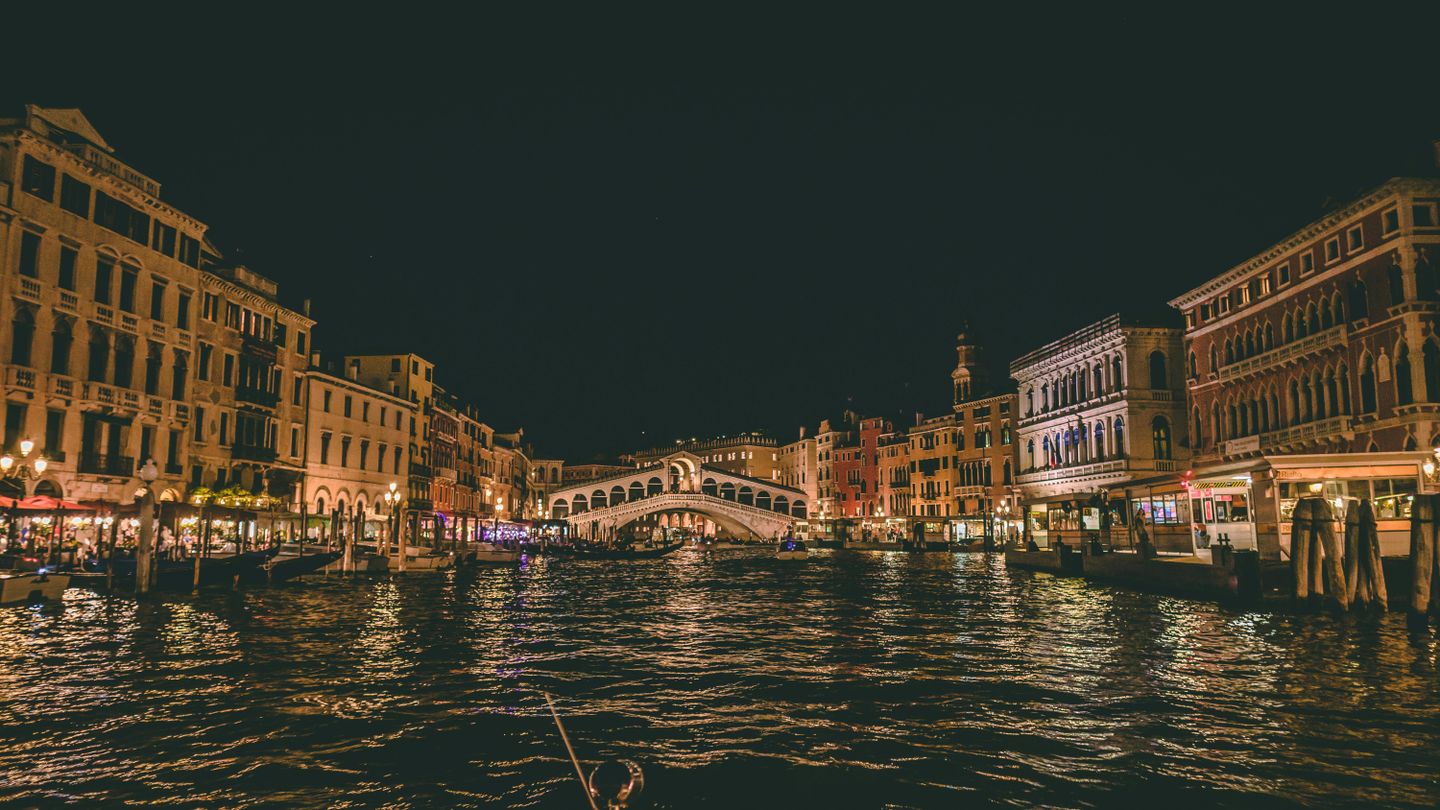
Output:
(16, 495), (89, 511)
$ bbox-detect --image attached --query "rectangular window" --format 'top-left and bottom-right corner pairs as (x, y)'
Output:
(94, 257), (114, 304)
(151, 222), (177, 257)
(197, 342), (213, 381)
(149, 281), (166, 320)
(20, 156), (55, 201)
(1346, 225), (1363, 252)
(93, 191), (150, 244)
(176, 292), (191, 329)
(320, 433), (332, 464)
(362, 401), (370, 422)
(1300, 253), (1315, 276)
(58, 245), (77, 290)
(1277, 261), (1291, 286)
(18, 231), (41, 278)
(343, 395), (352, 417)
(391, 358), (401, 372)
(222, 353), (235, 386)
(297, 331), (307, 356)
(360, 440), (370, 470)
(194, 407), (206, 442)
(168, 430), (181, 467)
(119, 267), (138, 312)
(60, 175), (90, 217)
(44, 409), (64, 456)
(1324, 237), (1341, 263)
(378, 444), (387, 472)
(290, 426), (300, 457)
(202, 292), (219, 321)
(3, 403), (26, 450)
(178, 234), (201, 268)
(323, 390), (332, 412)
(218, 412), (229, 445)
(340, 436), (351, 467)
(1382, 207), (1401, 234)
(225, 302), (241, 329)
(1259, 275), (1271, 295)
(140, 425), (154, 465)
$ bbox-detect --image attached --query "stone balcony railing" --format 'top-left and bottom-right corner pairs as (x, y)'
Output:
(1218, 324), (1348, 382)
(1259, 415), (1354, 452)
(1016, 456), (1182, 485)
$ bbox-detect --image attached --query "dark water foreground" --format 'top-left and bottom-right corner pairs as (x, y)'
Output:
(0, 551), (1437, 808)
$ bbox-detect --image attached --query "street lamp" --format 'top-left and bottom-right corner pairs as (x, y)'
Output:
(1, 437), (50, 494)
(384, 481), (404, 570)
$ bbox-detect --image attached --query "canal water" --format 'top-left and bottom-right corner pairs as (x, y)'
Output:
(1, 551), (1438, 808)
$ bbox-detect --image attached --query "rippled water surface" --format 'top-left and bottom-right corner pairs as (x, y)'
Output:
(2, 550), (1439, 808)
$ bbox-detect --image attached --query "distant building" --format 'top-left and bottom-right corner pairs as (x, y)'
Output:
(344, 353), (434, 539)
(633, 433), (779, 481)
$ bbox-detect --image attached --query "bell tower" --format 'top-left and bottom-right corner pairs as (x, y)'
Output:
(951, 323), (983, 410)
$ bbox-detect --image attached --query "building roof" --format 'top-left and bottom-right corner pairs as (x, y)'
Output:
(28, 106), (112, 151)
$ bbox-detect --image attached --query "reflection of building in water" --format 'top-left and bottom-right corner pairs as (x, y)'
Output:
(1171, 175), (1440, 560)
(1011, 313), (1189, 551)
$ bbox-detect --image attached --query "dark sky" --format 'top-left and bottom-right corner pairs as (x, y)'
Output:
(10, 11), (1440, 461)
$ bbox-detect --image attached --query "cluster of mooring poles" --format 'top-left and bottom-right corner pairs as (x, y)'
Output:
(1291, 496), (1386, 613)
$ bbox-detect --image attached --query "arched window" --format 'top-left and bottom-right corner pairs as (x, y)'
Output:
(1350, 281), (1369, 321)
(1320, 300), (1333, 329)
(1238, 400), (1249, 436)
(1338, 364), (1352, 414)
(1148, 351), (1167, 389)
(1093, 422), (1106, 461)
(1040, 436), (1049, 467)
(1191, 407), (1203, 449)
(1211, 403), (1223, 444)
(1306, 302), (1319, 334)
(50, 317), (73, 375)
(1078, 372), (1088, 401)
(1003, 459), (1012, 485)
(1152, 417), (1171, 460)
(1093, 363), (1103, 395)
(1297, 308), (1309, 338)
(1417, 255), (1437, 300)
(1209, 344), (1218, 374)
(1244, 331), (1256, 358)
(10, 308), (35, 367)
(1188, 352), (1198, 379)
(1026, 388), (1034, 414)
(1263, 322), (1274, 351)
(1270, 389), (1281, 429)
(1027, 439), (1035, 469)
(1288, 380), (1301, 424)
(1302, 376), (1314, 421)
(1331, 293), (1344, 325)
(1360, 355), (1377, 413)
(1425, 341), (1440, 402)
(1225, 339), (1235, 364)
(1396, 343), (1414, 406)
(1282, 312), (1294, 343)
(113, 335), (135, 390)
(1112, 356), (1123, 390)
(1324, 371), (1338, 421)
(1389, 261), (1406, 306)
(1113, 417), (1125, 456)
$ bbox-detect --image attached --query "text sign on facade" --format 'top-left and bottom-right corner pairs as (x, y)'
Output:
(1225, 436), (1260, 456)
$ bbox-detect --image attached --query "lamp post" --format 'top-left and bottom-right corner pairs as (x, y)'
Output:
(136, 457), (159, 595)
(1, 439), (49, 554)
(494, 496), (505, 548)
(384, 481), (405, 572)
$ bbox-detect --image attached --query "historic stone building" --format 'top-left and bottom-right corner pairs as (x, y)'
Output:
(776, 430), (817, 508)
(1170, 176), (1440, 559)
(876, 427), (909, 533)
(191, 265), (312, 500)
(947, 328), (1021, 543)
(345, 353), (434, 538)
(906, 413), (958, 528)
(633, 433), (780, 481)
(301, 360), (414, 534)
(2, 106), (204, 503)
(1011, 313), (1189, 548)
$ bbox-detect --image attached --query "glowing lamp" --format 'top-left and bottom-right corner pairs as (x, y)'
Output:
(1426, 460), (1436, 477)
(33, 458), (47, 474)
(19, 439), (33, 457)
(1308, 482), (1323, 494)
(0, 456), (13, 472)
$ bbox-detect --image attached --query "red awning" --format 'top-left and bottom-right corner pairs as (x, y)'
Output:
(15, 495), (91, 511)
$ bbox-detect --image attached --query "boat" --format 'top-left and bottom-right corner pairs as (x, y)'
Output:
(569, 542), (684, 560)
(468, 542), (521, 563)
(239, 549), (344, 585)
(402, 548), (456, 571)
(0, 570), (70, 605)
(82, 547), (278, 591)
(776, 538), (809, 560)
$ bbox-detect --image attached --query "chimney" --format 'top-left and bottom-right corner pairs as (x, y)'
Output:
(303, 298), (312, 317)
(798, 425), (808, 439)
(914, 411), (925, 426)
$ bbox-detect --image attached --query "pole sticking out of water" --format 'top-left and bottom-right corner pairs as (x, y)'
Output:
(544, 692), (599, 810)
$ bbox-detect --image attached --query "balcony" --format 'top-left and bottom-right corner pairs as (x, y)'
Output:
(5, 366), (37, 392)
(16, 276), (41, 303)
(118, 313), (139, 334)
(409, 462), (433, 479)
(171, 402), (191, 422)
(1018, 388), (1125, 427)
(232, 444), (278, 463)
(434, 465), (458, 481)
(50, 375), (76, 399)
(1218, 324), (1348, 383)
(79, 454), (135, 477)
(57, 291), (79, 312)
(235, 386), (280, 408)
(151, 322), (168, 341)
(1258, 415), (1354, 453)
(95, 305), (114, 326)
(241, 333), (278, 361)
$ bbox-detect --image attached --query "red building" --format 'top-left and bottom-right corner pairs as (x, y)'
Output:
(856, 416), (891, 518)
(1170, 175), (1440, 560)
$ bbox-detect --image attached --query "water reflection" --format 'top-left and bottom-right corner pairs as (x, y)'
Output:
(0, 551), (1437, 807)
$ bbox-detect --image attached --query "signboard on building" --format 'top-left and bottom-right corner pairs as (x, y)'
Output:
(1225, 436), (1260, 456)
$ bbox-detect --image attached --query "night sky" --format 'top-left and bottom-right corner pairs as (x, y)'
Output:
(10, 12), (1440, 461)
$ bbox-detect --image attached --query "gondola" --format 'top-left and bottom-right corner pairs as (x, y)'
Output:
(81, 547), (278, 591)
(568, 541), (684, 560)
(238, 550), (344, 585)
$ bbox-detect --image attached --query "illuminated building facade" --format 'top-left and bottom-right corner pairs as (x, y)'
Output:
(1171, 176), (1440, 559)
(1011, 313), (1189, 549)
(634, 433), (780, 481)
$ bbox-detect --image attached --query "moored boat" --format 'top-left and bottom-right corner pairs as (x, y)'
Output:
(0, 570), (70, 604)
(569, 542), (684, 560)
(776, 538), (808, 560)
(468, 542), (521, 563)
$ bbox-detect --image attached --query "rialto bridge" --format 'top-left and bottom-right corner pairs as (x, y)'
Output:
(547, 452), (808, 541)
